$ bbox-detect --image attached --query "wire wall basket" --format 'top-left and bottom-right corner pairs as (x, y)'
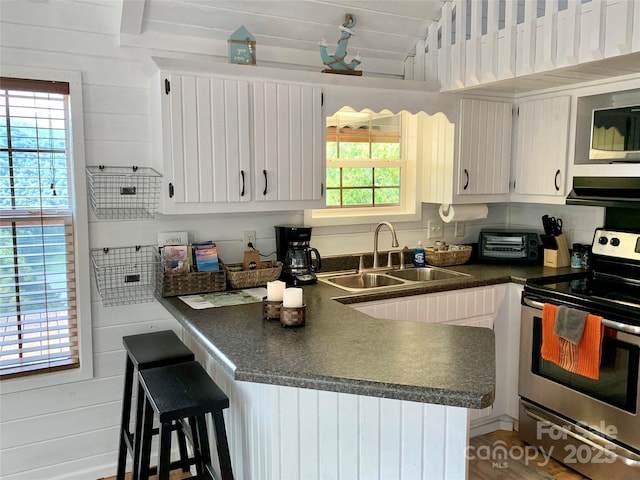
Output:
(91, 245), (157, 307)
(86, 166), (162, 220)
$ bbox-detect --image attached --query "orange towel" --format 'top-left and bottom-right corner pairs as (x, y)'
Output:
(541, 303), (604, 380)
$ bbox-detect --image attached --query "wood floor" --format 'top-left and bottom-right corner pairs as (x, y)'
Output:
(102, 430), (587, 480)
(472, 430), (589, 480)
(99, 471), (191, 480)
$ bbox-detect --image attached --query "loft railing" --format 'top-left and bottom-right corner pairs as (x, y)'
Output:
(408, 0), (639, 90)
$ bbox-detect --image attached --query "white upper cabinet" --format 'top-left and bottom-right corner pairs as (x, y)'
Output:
(150, 70), (325, 214)
(252, 82), (325, 203)
(164, 74), (251, 209)
(457, 98), (512, 197)
(422, 97), (512, 205)
(512, 96), (571, 200)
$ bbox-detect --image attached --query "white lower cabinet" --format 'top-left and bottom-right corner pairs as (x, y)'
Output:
(351, 284), (519, 434)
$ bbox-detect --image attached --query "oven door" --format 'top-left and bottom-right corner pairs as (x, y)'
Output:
(519, 296), (640, 454)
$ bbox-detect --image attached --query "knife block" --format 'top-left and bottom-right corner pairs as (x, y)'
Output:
(543, 234), (570, 268)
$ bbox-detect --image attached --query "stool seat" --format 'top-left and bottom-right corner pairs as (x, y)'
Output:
(123, 330), (194, 369)
(140, 361), (229, 422)
(138, 361), (234, 480)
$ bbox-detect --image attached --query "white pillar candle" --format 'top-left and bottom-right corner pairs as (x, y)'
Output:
(282, 287), (303, 308)
(266, 280), (286, 302)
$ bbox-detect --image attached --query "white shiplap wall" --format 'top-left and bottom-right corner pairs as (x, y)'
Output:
(0, 2), (299, 479)
(0, 1), (601, 478)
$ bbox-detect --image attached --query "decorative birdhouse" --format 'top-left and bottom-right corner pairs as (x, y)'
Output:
(228, 25), (256, 65)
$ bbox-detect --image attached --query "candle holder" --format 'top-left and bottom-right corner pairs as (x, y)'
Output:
(280, 304), (306, 327)
(262, 297), (283, 320)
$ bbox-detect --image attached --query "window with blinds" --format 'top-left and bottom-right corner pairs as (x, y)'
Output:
(0, 77), (79, 378)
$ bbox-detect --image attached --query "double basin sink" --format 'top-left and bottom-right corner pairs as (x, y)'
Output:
(319, 266), (469, 292)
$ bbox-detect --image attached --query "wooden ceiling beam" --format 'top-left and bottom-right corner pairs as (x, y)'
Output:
(120, 0), (145, 35)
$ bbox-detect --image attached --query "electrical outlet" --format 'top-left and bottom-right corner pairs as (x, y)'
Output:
(454, 222), (465, 237)
(428, 220), (444, 239)
(243, 230), (256, 249)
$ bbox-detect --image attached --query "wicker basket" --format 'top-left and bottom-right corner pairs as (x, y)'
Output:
(159, 270), (226, 297)
(425, 246), (472, 267)
(157, 254), (226, 297)
(224, 261), (283, 289)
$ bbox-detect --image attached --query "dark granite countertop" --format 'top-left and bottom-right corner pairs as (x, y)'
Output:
(157, 263), (576, 409)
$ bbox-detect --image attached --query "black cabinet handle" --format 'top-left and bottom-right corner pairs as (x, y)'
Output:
(554, 169), (561, 191)
(168, 182), (174, 198)
(263, 169), (268, 196)
(463, 169), (469, 190)
(321, 182), (324, 197)
(164, 79), (170, 95)
(240, 170), (245, 197)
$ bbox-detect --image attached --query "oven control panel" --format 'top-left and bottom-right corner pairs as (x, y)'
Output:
(592, 229), (640, 260)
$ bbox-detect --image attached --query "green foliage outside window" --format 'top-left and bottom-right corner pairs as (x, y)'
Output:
(0, 93), (69, 209)
(325, 111), (402, 208)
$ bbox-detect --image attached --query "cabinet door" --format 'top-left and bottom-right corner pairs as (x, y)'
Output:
(163, 74), (251, 206)
(513, 96), (571, 196)
(457, 98), (512, 196)
(252, 82), (324, 202)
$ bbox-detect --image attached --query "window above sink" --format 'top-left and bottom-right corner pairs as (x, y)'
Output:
(305, 108), (454, 227)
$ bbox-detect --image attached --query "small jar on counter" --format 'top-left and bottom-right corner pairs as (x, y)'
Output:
(571, 244), (583, 268)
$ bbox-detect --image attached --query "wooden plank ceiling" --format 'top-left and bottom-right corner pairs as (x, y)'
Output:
(119, 0), (447, 76)
(119, 0), (639, 92)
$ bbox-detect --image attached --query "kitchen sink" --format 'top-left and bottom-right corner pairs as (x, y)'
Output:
(319, 266), (469, 292)
(386, 267), (468, 282)
(325, 272), (405, 289)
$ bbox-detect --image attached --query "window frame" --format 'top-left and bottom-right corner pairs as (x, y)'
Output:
(305, 109), (421, 226)
(1, 66), (93, 393)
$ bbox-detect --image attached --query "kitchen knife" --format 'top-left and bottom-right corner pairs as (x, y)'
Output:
(542, 215), (553, 235)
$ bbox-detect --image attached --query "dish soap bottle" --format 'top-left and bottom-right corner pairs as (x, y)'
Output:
(413, 241), (427, 267)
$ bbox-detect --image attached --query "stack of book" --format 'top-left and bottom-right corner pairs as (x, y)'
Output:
(191, 241), (220, 272)
(158, 232), (220, 274)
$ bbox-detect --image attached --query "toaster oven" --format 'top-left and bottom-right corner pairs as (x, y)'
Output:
(479, 230), (541, 263)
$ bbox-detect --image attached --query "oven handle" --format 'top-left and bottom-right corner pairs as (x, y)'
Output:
(523, 296), (640, 335)
(521, 403), (640, 467)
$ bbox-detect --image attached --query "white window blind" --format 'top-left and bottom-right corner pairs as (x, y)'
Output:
(0, 77), (79, 378)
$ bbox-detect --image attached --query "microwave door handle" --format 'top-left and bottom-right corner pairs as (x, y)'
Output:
(521, 404), (640, 467)
(522, 296), (640, 335)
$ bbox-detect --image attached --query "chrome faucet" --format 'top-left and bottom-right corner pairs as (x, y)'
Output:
(372, 221), (399, 269)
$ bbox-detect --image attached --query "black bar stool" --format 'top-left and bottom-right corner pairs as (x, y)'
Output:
(116, 330), (195, 480)
(138, 360), (234, 480)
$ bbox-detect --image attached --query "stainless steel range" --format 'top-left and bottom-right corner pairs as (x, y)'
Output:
(519, 228), (640, 479)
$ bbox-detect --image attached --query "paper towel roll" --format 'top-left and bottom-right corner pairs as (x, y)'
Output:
(438, 203), (488, 223)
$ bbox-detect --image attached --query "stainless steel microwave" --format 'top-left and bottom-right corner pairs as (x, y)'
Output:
(590, 104), (640, 162)
(478, 230), (540, 264)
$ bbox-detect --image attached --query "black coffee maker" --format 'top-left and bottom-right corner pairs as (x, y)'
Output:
(275, 225), (322, 286)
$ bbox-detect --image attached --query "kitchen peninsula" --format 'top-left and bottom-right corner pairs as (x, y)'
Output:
(157, 263), (544, 480)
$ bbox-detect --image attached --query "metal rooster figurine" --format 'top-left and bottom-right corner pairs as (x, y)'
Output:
(319, 13), (362, 75)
